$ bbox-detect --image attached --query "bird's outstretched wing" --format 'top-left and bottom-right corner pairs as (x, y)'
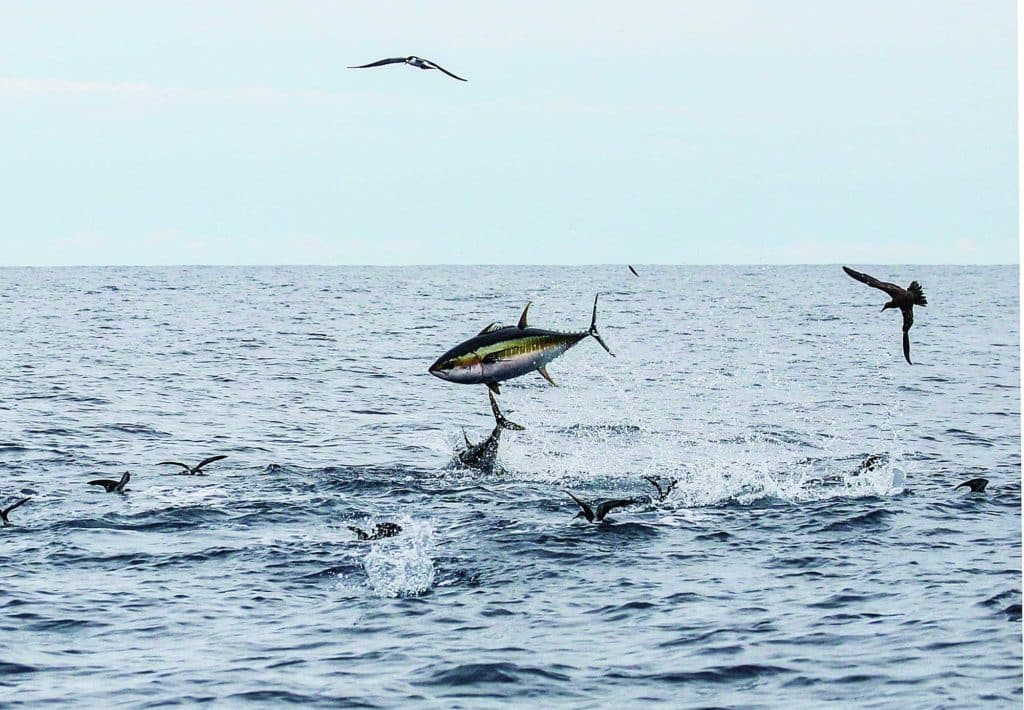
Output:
(423, 59), (468, 81)
(954, 477), (989, 492)
(1, 497), (29, 523)
(629, 265), (639, 278)
(157, 461), (191, 473)
(596, 499), (637, 520)
(565, 491), (594, 522)
(194, 455), (228, 473)
(643, 476), (664, 499)
(901, 306), (914, 364)
(842, 266), (903, 299)
(348, 57), (407, 69)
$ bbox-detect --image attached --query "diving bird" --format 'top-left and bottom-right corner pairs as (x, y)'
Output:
(88, 471), (131, 494)
(348, 56), (467, 81)
(628, 265), (639, 278)
(643, 475), (678, 502)
(565, 491), (637, 523)
(457, 391), (525, 471)
(842, 266), (927, 365)
(157, 455), (228, 475)
(1, 498), (29, 526)
(349, 522), (403, 540)
(430, 294), (614, 395)
(955, 477), (989, 493)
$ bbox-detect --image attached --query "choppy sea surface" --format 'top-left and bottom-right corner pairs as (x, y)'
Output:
(0, 265), (1019, 707)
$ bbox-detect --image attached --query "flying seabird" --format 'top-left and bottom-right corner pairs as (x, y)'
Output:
(955, 477), (989, 493)
(1, 498), (29, 526)
(157, 455), (228, 476)
(628, 265), (639, 278)
(348, 522), (403, 540)
(643, 475), (678, 502)
(842, 266), (927, 365)
(565, 491), (638, 523)
(348, 56), (467, 82)
(88, 471), (131, 494)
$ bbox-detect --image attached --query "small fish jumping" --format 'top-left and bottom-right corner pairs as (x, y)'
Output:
(955, 477), (989, 493)
(88, 471), (131, 494)
(843, 266), (927, 365)
(565, 491), (638, 523)
(1, 497), (29, 526)
(456, 391), (525, 471)
(430, 294), (614, 395)
(348, 56), (467, 81)
(349, 522), (403, 540)
(157, 455), (228, 476)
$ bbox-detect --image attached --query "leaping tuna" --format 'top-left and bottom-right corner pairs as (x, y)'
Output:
(456, 391), (525, 471)
(429, 294), (614, 395)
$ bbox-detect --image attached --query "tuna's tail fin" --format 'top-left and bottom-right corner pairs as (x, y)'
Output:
(488, 391), (525, 431)
(908, 281), (927, 306)
(589, 294), (615, 357)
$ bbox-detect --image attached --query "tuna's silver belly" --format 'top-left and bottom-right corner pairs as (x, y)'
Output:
(481, 343), (573, 383)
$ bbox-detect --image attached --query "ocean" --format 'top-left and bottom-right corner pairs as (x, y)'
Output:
(0, 265), (1019, 707)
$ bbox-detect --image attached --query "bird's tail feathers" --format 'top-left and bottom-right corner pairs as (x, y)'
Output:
(908, 281), (927, 306)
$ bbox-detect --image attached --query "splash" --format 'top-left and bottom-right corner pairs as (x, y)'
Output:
(362, 519), (436, 598)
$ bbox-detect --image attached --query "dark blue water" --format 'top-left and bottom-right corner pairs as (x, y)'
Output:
(0, 265), (1019, 707)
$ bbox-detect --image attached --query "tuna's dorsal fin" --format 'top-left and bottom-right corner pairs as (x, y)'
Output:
(517, 302), (531, 329)
(462, 429), (472, 448)
(538, 365), (557, 387)
(477, 322), (504, 335)
(486, 382), (501, 395)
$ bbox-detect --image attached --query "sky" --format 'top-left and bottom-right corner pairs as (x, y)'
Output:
(0, 1), (1017, 265)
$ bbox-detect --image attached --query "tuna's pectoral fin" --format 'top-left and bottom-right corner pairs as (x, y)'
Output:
(538, 365), (557, 387)
(486, 382), (501, 395)
(518, 302), (531, 329)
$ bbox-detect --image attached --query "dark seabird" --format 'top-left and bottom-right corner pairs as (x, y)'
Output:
(88, 471), (131, 493)
(628, 265), (640, 278)
(565, 491), (638, 523)
(1, 498), (29, 526)
(842, 266), (927, 364)
(643, 475), (677, 502)
(955, 477), (989, 493)
(348, 56), (467, 81)
(855, 454), (887, 475)
(157, 455), (228, 476)
(348, 523), (403, 540)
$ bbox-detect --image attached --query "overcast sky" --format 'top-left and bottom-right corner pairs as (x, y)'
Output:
(1, 1), (1016, 265)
